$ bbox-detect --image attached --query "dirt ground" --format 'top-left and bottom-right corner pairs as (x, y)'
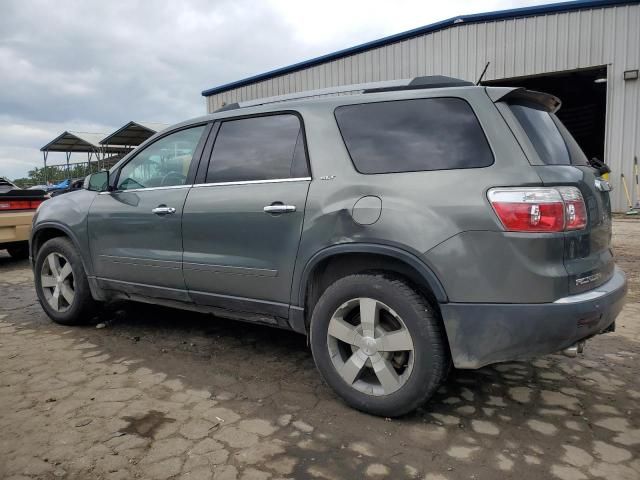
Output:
(0, 219), (638, 480)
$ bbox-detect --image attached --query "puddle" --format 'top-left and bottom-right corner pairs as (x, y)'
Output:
(120, 410), (176, 438)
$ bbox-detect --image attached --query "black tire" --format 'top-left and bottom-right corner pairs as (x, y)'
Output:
(7, 242), (29, 259)
(34, 237), (96, 325)
(310, 273), (450, 417)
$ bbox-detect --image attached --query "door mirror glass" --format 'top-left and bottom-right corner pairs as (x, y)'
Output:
(85, 171), (109, 192)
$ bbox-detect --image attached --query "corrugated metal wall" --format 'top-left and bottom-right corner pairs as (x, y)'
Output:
(206, 4), (640, 210)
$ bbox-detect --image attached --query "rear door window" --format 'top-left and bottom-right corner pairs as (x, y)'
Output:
(206, 114), (308, 183)
(509, 103), (571, 165)
(334, 98), (493, 174)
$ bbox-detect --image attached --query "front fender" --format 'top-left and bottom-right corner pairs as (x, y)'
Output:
(31, 189), (97, 275)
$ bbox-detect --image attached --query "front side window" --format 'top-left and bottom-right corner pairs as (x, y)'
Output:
(334, 98), (494, 174)
(206, 114), (308, 183)
(117, 125), (206, 190)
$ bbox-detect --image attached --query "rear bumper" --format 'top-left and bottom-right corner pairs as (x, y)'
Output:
(0, 211), (34, 246)
(440, 266), (627, 369)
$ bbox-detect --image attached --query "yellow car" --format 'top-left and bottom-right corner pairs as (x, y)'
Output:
(0, 178), (47, 259)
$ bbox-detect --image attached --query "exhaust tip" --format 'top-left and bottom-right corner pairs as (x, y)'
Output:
(561, 341), (585, 358)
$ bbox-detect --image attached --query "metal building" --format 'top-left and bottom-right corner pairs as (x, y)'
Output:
(40, 131), (130, 184)
(39, 122), (168, 184)
(201, 0), (640, 211)
(100, 121), (169, 149)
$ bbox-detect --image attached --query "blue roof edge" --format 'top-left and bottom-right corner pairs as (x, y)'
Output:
(201, 0), (638, 97)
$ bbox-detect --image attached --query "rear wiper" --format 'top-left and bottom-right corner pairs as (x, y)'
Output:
(589, 157), (611, 177)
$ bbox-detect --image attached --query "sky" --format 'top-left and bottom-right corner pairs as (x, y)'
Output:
(0, 0), (559, 180)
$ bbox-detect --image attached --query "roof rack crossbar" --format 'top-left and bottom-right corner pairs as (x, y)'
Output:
(214, 76), (472, 112)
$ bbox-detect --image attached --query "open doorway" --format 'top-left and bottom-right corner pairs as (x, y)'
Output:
(484, 66), (607, 162)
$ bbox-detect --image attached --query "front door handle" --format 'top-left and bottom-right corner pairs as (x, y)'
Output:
(152, 206), (176, 215)
(264, 203), (296, 214)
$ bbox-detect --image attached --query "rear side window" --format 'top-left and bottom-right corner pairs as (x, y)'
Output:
(334, 98), (493, 174)
(509, 103), (571, 165)
(206, 114), (308, 183)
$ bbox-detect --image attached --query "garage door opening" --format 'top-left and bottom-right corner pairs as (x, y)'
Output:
(485, 67), (607, 162)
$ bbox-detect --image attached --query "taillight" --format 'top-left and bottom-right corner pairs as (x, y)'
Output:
(556, 187), (587, 230)
(0, 200), (44, 211)
(488, 187), (587, 232)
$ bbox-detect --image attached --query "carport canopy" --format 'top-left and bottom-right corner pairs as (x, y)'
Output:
(100, 121), (168, 147)
(41, 131), (128, 154)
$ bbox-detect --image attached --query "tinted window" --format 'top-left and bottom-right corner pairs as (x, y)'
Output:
(553, 116), (589, 166)
(509, 104), (571, 165)
(206, 114), (308, 183)
(334, 98), (493, 174)
(117, 126), (205, 190)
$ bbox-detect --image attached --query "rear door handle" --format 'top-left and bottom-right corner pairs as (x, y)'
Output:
(264, 203), (296, 214)
(152, 206), (176, 215)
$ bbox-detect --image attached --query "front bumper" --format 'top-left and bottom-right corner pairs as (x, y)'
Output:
(440, 267), (627, 369)
(0, 211), (34, 246)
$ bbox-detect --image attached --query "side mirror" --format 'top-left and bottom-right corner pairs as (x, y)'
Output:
(85, 170), (110, 192)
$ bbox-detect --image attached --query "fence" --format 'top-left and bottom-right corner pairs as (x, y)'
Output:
(19, 155), (125, 188)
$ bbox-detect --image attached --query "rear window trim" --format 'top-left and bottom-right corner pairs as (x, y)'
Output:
(333, 96), (495, 175)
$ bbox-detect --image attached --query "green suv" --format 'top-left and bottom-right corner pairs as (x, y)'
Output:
(31, 76), (627, 416)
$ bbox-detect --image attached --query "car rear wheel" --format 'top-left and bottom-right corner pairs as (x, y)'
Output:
(7, 242), (29, 260)
(34, 237), (96, 325)
(310, 273), (450, 417)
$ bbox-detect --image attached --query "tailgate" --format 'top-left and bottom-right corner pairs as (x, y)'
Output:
(498, 89), (614, 295)
(534, 165), (613, 294)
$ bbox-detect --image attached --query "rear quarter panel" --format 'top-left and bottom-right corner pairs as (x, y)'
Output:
(290, 88), (550, 305)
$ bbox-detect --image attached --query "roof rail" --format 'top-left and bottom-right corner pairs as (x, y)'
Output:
(364, 75), (473, 93)
(214, 76), (473, 112)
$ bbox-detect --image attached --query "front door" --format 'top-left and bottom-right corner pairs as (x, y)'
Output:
(182, 113), (311, 317)
(88, 124), (209, 300)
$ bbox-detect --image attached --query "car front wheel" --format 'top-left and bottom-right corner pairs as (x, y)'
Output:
(34, 237), (96, 325)
(310, 273), (450, 417)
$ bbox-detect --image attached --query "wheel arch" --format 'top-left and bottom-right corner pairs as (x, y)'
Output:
(293, 244), (448, 333)
(31, 223), (107, 302)
(31, 222), (93, 276)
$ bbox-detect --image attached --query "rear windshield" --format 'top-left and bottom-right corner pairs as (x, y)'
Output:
(334, 98), (494, 174)
(509, 103), (588, 166)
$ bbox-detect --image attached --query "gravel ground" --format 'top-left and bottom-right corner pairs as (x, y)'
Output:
(0, 219), (638, 480)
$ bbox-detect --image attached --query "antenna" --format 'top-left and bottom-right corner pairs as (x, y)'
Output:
(476, 62), (490, 85)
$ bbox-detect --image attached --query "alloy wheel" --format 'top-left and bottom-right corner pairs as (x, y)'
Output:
(326, 297), (415, 396)
(40, 252), (75, 312)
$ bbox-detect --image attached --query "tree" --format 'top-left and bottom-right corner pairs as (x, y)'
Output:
(12, 178), (32, 188)
(12, 154), (124, 187)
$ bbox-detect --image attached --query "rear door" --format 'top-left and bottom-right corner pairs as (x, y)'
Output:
(88, 124), (209, 300)
(501, 96), (613, 294)
(182, 113), (311, 318)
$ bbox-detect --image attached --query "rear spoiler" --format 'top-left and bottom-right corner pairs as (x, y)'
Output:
(486, 87), (561, 113)
(0, 189), (47, 199)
